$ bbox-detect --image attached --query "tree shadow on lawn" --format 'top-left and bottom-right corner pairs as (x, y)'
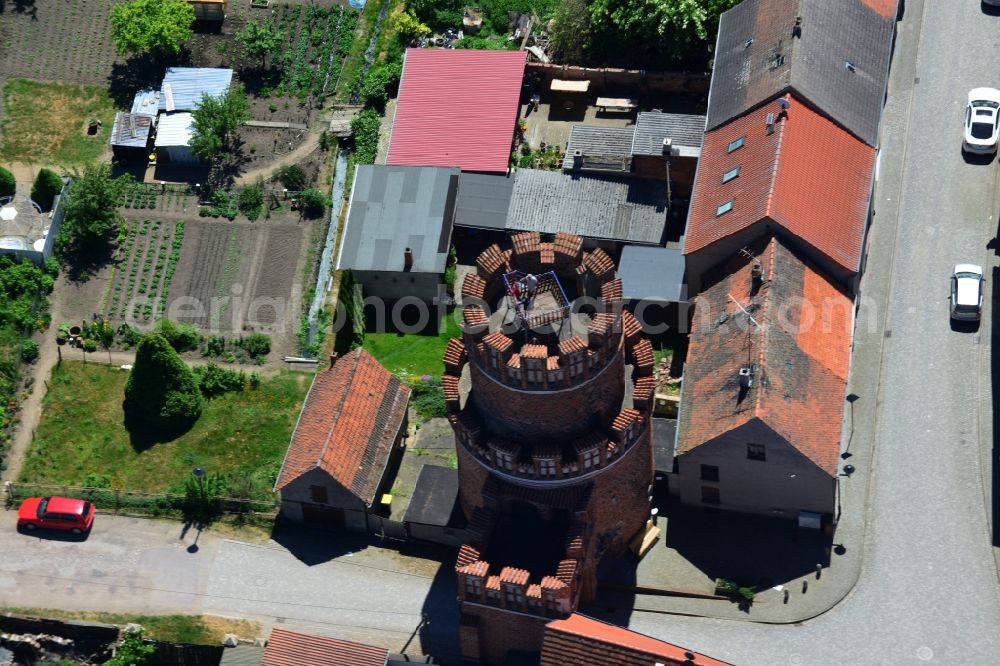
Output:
(122, 402), (198, 452)
(62, 242), (115, 283)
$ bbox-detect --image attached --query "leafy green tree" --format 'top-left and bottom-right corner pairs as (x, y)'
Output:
(154, 318), (200, 352)
(238, 179), (265, 221)
(58, 165), (130, 254)
(273, 164), (306, 191)
(300, 188), (329, 219)
(407, 0), (463, 32)
(124, 333), (203, 433)
(110, 0), (195, 57)
(190, 86), (250, 162)
(20, 340), (39, 363)
(393, 11), (431, 41)
(31, 168), (64, 211)
(0, 166), (15, 198)
(237, 20), (284, 69)
(550, 0), (591, 63)
(361, 62), (403, 110)
(454, 36), (511, 50)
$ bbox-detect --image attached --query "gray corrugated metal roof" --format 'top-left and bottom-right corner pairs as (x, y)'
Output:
(707, 0), (895, 147)
(506, 169), (667, 245)
(403, 464), (461, 527)
(454, 172), (514, 230)
(154, 112), (194, 147)
(159, 67), (233, 111)
(631, 111), (705, 155)
(337, 165), (459, 274)
(562, 125), (635, 171)
(131, 89), (161, 115)
(110, 112), (154, 149)
(618, 244), (686, 302)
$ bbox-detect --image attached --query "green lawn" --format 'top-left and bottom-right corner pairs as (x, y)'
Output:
(363, 309), (462, 380)
(0, 79), (116, 166)
(19, 362), (310, 493)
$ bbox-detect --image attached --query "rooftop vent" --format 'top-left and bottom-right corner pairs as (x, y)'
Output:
(739, 366), (754, 389)
(744, 38), (754, 49)
(572, 149), (583, 169)
(845, 60), (857, 73)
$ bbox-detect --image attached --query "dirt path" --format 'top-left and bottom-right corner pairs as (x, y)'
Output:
(235, 131), (321, 186)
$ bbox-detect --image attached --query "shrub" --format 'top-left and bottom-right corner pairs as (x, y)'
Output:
(300, 188), (328, 218)
(154, 318), (199, 352)
(273, 164), (307, 191)
(203, 335), (226, 357)
(236, 333), (270, 360)
(116, 323), (144, 348)
(0, 166), (15, 198)
(20, 339), (39, 362)
(361, 62), (403, 111)
(193, 362), (245, 398)
(350, 109), (381, 165)
(106, 627), (156, 666)
(182, 472), (226, 527)
(238, 180), (265, 221)
(124, 333), (203, 433)
(411, 378), (446, 421)
(31, 168), (64, 211)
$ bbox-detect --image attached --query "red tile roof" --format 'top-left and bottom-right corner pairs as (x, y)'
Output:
(685, 93), (875, 275)
(540, 613), (731, 666)
(677, 236), (852, 475)
(860, 0), (899, 18)
(263, 628), (387, 666)
(387, 48), (527, 173)
(274, 348), (410, 506)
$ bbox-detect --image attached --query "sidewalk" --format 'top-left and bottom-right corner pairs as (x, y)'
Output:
(588, 1), (926, 625)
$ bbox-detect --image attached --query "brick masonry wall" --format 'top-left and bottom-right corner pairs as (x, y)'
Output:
(457, 435), (493, 517)
(467, 345), (626, 444)
(460, 603), (552, 666)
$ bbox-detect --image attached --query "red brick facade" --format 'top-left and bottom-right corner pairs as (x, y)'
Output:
(446, 232), (655, 665)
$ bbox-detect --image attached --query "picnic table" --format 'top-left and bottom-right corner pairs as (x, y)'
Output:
(596, 97), (639, 112)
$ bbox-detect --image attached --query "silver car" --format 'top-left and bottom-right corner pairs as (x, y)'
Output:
(951, 264), (984, 321)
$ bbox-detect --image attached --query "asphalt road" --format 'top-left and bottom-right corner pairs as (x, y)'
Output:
(621, 1), (1000, 664)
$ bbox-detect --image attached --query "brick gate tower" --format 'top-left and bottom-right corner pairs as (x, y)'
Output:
(442, 232), (655, 665)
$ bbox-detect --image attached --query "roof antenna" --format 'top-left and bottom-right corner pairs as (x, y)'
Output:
(776, 97), (790, 121)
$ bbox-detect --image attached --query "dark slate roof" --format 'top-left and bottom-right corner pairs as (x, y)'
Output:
(454, 172), (514, 230)
(631, 112), (705, 155)
(403, 464), (464, 528)
(707, 0), (896, 147)
(336, 165), (460, 274)
(653, 418), (677, 473)
(506, 169), (667, 245)
(618, 245), (686, 302)
(562, 125), (635, 172)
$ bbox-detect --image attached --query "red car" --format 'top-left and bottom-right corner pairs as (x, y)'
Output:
(17, 496), (94, 534)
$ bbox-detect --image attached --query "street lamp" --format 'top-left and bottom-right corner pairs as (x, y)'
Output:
(188, 466), (206, 553)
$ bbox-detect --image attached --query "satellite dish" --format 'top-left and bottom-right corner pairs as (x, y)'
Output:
(777, 98), (790, 110)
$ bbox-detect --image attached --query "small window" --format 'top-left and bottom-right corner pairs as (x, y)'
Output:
(747, 443), (766, 461)
(722, 166), (740, 183)
(700, 464), (719, 482)
(716, 199), (734, 216)
(309, 484), (328, 504)
(727, 136), (745, 152)
(702, 486), (721, 504)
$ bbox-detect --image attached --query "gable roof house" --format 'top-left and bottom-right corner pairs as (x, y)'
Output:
(684, 95), (877, 293)
(675, 236), (852, 522)
(275, 349), (410, 531)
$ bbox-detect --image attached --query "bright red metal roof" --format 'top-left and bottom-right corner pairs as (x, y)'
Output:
(262, 628), (388, 666)
(387, 48), (526, 173)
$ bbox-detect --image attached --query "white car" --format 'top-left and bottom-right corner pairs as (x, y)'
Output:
(951, 264), (984, 321)
(963, 88), (1000, 154)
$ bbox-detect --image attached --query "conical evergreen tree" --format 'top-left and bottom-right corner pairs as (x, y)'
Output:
(124, 333), (202, 432)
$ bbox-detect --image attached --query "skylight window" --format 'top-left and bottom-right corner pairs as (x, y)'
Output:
(722, 167), (740, 183)
(716, 199), (735, 216)
(727, 136), (745, 153)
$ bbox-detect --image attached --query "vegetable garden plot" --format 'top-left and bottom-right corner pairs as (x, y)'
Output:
(105, 219), (185, 324)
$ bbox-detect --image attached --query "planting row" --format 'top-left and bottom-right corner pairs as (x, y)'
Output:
(107, 220), (184, 322)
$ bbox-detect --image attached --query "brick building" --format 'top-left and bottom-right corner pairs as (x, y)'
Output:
(444, 232), (656, 665)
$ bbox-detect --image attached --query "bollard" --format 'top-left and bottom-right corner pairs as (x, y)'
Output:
(816, 563), (822, 580)
(802, 580), (808, 594)
(784, 589), (790, 604)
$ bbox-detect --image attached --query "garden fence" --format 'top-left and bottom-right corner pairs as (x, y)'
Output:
(3, 482), (279, 519)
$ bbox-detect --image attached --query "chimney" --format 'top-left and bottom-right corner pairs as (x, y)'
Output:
(572, 149), (583, 170)
(329, 352), (338, 366)
(661, 137), (673, 156)
(739, 366), (754, 389)
(792, 16), (802, 38)
(404, 247), (414, 271)
(750, 261), (764, 291)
